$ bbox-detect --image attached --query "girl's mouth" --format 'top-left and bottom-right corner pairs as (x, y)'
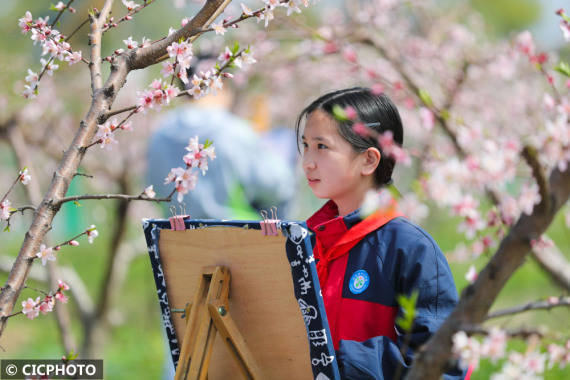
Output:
(307, 178), (320, 185)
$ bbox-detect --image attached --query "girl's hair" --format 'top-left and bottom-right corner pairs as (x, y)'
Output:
(295, 87), (404, 188)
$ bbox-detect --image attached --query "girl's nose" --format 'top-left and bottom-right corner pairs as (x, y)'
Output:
(302, 154), (316, 172)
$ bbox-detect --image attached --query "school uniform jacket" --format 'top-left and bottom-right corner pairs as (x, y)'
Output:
(306, 200), (464, 379)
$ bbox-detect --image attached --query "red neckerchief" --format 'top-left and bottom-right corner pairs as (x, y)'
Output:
(313, 203), (403, 286)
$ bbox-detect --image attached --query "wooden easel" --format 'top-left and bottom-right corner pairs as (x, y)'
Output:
(174, 266), (263, 380)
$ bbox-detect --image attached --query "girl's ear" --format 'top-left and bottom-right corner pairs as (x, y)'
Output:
(361, 147), (381, 176)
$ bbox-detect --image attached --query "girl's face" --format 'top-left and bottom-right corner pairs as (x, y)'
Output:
(301, 109), (377, 215)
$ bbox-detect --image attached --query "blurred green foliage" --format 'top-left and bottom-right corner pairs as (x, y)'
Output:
(471, 0), (541, 36)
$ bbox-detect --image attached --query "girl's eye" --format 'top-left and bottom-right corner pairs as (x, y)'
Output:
(302, 141), (308, 149)
(317, 143), (328, 149)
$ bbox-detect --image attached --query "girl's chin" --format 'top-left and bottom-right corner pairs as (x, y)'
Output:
(310, 190), (330, 199)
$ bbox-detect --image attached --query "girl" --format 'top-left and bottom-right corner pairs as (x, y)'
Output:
(297, 87), (463, 379)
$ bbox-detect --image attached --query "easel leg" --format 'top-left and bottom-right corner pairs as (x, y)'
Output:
(209, 300), (263, 379)
(175, 267), (229, 380)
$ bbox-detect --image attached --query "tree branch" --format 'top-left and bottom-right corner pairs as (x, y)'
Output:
(50, 0), (76, 27)
(129, 0), (232, 70)
(522, 145), (550, 214)
(89, 0), (113, 93)
(405, 166), (570, 379)
(485, 296), (570, 320)
(460, 325), (545, 339)
(55, 193), (171, 206)
(102, 0), (158, 33)
(0, 255), (94, 320)
(530, 245), (570, 290)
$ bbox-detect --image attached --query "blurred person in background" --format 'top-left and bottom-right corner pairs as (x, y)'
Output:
(147, 55), (295, 220)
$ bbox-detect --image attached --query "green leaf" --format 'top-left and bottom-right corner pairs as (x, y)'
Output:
(396, 290), (418, 333)
(214, 63), (221, 71)
(4, 225), (10, 232)
(73, 201), (82, 207)
(440, 109), (450, 121)
(231, 41), (240, 55)
(204, 139), (214, 148)
(331, 104), (349, 121)
(50, 4), (58, 11)
(554, 61), (570, 77)
(64, 349), (78, 361)
(418, 89), (433, 107)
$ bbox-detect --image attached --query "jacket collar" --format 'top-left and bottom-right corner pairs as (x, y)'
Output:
(306, 200), (363, 250)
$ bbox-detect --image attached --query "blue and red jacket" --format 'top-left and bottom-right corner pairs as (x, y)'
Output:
(306, 200), (464, 379)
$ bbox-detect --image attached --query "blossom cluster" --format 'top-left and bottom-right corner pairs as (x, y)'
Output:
(0, 169), (33, 221)
(148, 41), (256, 111)
(18, 11), (82, 99)
(0, 200), (11, 220)
(453, 328), (508, 369)
(104, 36), (150, 63)
(422, 146), (542, 247)
(516, 31), (548, 68)
(122, 0), (140, 12)
(52, 2), (76, 13)
(533, 108), (570, 173)
(96, 118), (132, 150)
(19, 168), (32, 185)
(258, 0), (310, 28)
(557, 9), (570, 42)
(35, 225), (98, 266)
(453, 329), (570, 377)
(491, 340), (570, 379)
(217, 44), (257, 70)
(163, 38), (194, 85)
(208, 0), (311, 36)
(164, 136), (216, 202)
(136, 79), (181, 114)
(21, 280), (70, 320)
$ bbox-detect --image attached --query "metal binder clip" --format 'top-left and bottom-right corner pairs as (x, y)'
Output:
(260, 207), (280, 236)
(169, 204), (190, 231)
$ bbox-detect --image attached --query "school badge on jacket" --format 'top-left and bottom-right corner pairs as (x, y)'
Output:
(348, 270), (369, 294)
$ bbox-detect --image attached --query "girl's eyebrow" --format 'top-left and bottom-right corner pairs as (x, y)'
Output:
(301, 135), (329, 142)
